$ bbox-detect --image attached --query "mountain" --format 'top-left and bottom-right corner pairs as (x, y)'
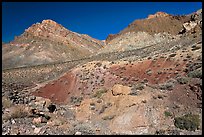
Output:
(100, 9), (202, 54)
(2, 19), (104, 69)
(106, 11), (189, 43)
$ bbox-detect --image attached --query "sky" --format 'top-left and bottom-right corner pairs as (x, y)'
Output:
(2, 2), (202, 43)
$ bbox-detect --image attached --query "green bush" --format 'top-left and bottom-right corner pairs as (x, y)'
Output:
(93, 88), (107, 98)
(164, 111), (173, 117)
(174, 114), (200, 131)
(187, 69), (202, 78)
(176, 77), (189, 84)
(159, 81), (174, 90)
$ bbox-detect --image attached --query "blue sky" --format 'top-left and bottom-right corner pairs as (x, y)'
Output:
(2, 2), (202, 43)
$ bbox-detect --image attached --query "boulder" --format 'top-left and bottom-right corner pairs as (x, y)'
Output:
(183, 21), (197, 31)
(111, 84), (131, 96)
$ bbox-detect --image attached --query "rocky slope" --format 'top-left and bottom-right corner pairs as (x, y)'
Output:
(2, 19), (104, 69)
(2, 9), (202, 135)
(102, 9), (202, 54)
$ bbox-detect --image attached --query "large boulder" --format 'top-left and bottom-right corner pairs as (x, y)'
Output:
(111, 84), (131, 96)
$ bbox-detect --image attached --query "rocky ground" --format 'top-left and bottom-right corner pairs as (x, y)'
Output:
(2, 9), (202, 135)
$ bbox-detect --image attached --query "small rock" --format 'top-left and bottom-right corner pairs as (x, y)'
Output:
(141, 100), (147, 103)
(32, 117), (42, 124)
(41, 116), (48, 123)
(90, 105), (95, 110)
(11, 119), (15, 124)
(75, 131), (82, 135)
(34, 127), (42, 134)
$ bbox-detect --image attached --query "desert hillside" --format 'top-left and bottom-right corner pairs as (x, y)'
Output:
(2, 9), (202, 135)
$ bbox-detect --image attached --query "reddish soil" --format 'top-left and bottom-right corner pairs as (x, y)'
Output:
(109, 58), (187, 85)
(168, 83), (201, 109)
(32, 57), (189, 105)
(32, 72), (77, 104)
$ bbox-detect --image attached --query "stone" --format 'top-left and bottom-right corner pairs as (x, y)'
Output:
(75, 131), (82, 135)
(183, 21), (197, 31)
(32, 117), (42, 124)
(34, 127), (42, 134)
(111, 84), (131, 96)
(11, 119), (15, 124)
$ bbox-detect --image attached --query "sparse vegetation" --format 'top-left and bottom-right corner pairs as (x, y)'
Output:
(169, 53), (177, 57)
(155, 129), (165, 135)
(157, 70), (162, 75)
(128, 91), (138, 96)
(146, 69), (152, 76)
(93, 88), (107, 98)
(174, 114), (200, 131)
(95, 62), (102, 67)
(191, 45), (201, 51)
(157, 94), (164, 99)
(176, 76), (189, 84)
(131, 83), (145, 91)
(70, 96), (83, 106)
(187, 69), (202, 78)
(102, 115), (115, 120)
(99, 105), (107, 114)
(147, 56), (152, 60)
(2, 96), (13, 108)
(159, 81), (174, 90)
(6, 105), (29, 120)
(164, 111), (173, 117)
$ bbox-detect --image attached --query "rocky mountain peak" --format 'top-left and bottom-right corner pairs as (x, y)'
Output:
(41, 19), (58, 26)
(24, 19), (67, 37)
(147, 11), (169, 19)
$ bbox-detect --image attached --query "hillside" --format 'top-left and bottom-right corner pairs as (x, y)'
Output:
(2, 19), (104, 69)
(101, 9), (202, 54)
(2, 9), (202, 135)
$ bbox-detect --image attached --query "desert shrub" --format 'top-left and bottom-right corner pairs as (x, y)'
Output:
(95, 62), (102, 67)
(191, 45), (201, 51)
(183, 58), (188, 61)
(90, 102), (95, 106)
(132, 83), (144, 91)
(157, 94), (164, 99)
(169, 53), (177, 57)
(176, 77), (189, 84)
(146, 69), (152, 76)
(128, 91), (138, 96)
(93, 88), (107, 98)
(174, 114), (200, 131)
(187, 69), (202, 78)
(186, 55), (191, 59)
(164, 111), (173, 117)
(142, 78), (148, 83)
(159, 81), (174, 90)
(2, 96), (12, 108)
(70, 96), (83, 106)
(157, 70), (162, 75)
(102, 115), (115, 120)
(99, 105), (107, 114)
(197, 55), (202, 61)
(147, 56), (152, 60)
(9, 105), (29, 120)
(155, 129), (165, 135)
